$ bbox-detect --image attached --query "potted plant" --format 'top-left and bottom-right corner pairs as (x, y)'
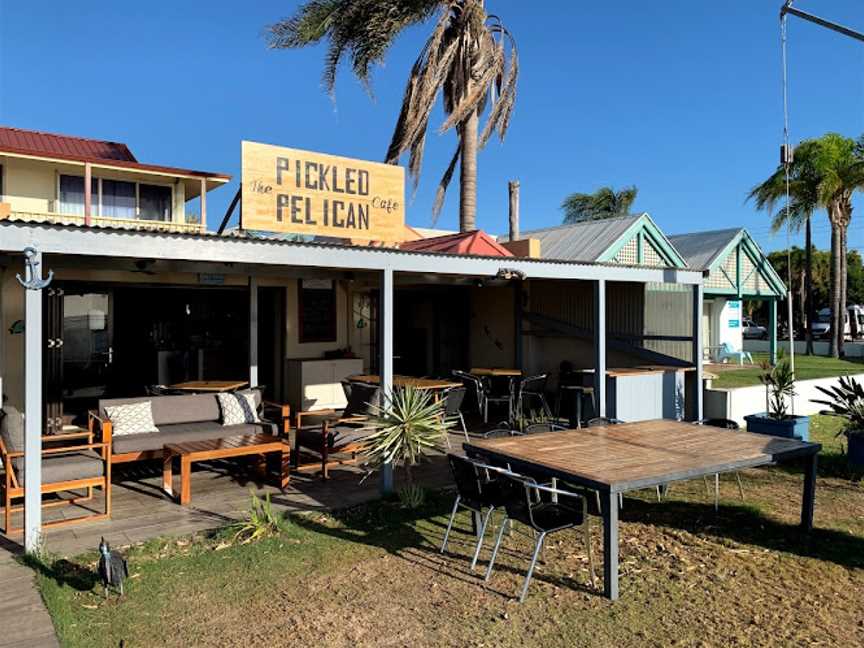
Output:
(360, 386), (454, 508)
(812, 375), (864, 469)
(743, 356), (810, 441)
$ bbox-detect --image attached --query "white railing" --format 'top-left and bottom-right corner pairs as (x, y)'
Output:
(2, 209), (203, 234)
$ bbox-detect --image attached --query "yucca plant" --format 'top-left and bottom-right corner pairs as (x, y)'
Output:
(758, 355), (796, 420)
(812, 375), (864, 439)
(360, 386), (454, 507)
(230, 491), (284, 545)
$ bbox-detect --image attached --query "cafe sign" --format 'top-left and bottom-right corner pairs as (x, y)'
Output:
(241, 141), (405, 243)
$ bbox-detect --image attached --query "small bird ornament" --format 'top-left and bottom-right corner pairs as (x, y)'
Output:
(97, 537), (129, 597)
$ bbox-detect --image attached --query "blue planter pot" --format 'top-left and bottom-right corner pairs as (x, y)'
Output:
(848, 432), (864, 468)
(744, 413), (810, 442)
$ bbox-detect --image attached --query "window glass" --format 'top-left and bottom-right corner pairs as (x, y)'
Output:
(101, 179), (136, 219)
(139, 184), (172, 221)
(59, 175), (97, 216)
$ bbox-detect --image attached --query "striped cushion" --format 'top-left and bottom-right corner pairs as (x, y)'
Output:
(217, 392), (261, 426)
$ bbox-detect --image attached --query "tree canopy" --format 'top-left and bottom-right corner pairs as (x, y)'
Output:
(561, 186), (638, 224)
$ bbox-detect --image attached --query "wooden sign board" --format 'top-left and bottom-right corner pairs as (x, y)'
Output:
(241, 141), (405, 243)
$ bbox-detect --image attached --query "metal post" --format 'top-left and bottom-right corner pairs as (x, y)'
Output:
(380, 267), (394, 494)
(602, 490), (619, 600)
(20, 249), (51, 553)
(769, 299), (778, 365)
(801, 452), (817, 531)
(200, 178), (207, 233)
(594, 280), (606, 417)
(249, 276), (258, 388)
(84, 163), (92, 226)
(692, 283), (703, 421)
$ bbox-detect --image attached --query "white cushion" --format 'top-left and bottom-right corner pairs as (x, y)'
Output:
(104, 401), (159, 436)
(217, 392), (261, 426)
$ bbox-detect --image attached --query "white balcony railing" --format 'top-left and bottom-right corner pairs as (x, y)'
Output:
(1, 208), (204, 235)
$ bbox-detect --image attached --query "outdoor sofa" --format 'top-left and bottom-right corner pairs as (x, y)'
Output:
(90, 389), (291, 465)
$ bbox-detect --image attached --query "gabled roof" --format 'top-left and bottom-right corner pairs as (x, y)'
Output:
(508, 213), (687, 268)
(0, 126), (137, 162)
(667, 228), (741, 270)
(0, 125), (231, 182)
(669, 227), (786, 297)
(400, 230), (513, 257)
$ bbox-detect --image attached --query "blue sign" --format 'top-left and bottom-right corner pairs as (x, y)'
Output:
(729, 300), (741, 309)
(729, 319), (740, 328)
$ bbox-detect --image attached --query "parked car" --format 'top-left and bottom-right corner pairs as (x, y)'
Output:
(812, 307), (856, 340)
(742, 318), (767, 340)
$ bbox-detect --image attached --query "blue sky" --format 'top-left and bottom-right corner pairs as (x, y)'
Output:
(1, 1), (863, 254)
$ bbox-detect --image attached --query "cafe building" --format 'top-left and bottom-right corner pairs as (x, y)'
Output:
(0, 126), (705, 549)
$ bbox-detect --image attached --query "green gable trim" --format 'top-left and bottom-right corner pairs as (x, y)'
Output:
(599, 213), (688, 268)
(705, 230), (786, 298)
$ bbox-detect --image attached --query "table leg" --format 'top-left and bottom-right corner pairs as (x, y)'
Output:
(180, 456), (192, 506)
(289, 425), (298, 469)
(162, 451), (173, 497)
(280, 443), (291, 489)
(801, 452), (818, 531)
(602, 490), (619, 600)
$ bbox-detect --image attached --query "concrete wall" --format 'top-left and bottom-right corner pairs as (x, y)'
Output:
(703, 372), (864, 424)
(469, 285), (515, 370)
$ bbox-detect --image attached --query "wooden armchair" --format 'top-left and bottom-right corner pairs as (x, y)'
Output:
(2, 405), (111, 535)
(292, 382), (380, 479)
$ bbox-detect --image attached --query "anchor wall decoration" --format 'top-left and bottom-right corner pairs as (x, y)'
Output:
(16, 247), (54, 290)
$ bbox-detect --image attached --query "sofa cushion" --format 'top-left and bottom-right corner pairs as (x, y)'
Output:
(0, 405), (25, 454)
(217, 392), (260, 426)
(112, 420), (277, 454)
(14, 450), (104, 486)
(343, 383), (380, 419)
(104, 401), (159, 436)
(100, 390), (263, 427)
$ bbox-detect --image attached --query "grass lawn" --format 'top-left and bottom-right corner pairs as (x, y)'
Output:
(711, 353), (864, 389)
(29, 417), (864, 648)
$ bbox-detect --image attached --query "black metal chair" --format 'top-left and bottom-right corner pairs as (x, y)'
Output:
(483, 377), (514, 425)
(522, 422), (567, 435)
(484, 473), (595, 602)
(698, 418), (746, 508)
(482, 426), (515, 439)
(442, 386), (469, 442)
(441, 454), (512, 571)
(453, 370), (487, 420)
(514, 374), (551, 421)
(586, 416), (624, 427)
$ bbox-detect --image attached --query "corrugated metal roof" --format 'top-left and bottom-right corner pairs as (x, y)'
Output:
(668, 228), (742, 270)
(400, 230), (513, 256)
(503, 215), (641, 262)
(0, 125), (231, 181)
(0, 126), (137, 162)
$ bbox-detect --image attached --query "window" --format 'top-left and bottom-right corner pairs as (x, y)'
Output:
(139, 184), (172, 221)
(101, 179), (136, 219)
(59, 175), (98, 216)
(298, 279), (337, 343)
(58, 174), (172, 221)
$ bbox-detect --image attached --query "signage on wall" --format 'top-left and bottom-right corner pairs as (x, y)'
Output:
(729, 319), (740, 328)
(241, 141), (405, 243)
(729, 300), (741, 310)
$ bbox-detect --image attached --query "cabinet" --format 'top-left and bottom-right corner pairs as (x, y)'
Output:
(287, 358), (364, 413)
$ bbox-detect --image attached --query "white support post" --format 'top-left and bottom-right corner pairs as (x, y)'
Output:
(692, 283), (704, 421)
(380, 267), (394, 494)
(594, 280), (606, 418)
(23, 252), (45, 552)
(249, 276), (259, 388)
(200, 178), (207, 233)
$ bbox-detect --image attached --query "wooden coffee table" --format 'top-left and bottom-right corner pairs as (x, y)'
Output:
(162, 434), (290, 505)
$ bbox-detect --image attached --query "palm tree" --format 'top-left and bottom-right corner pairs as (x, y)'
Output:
(749, 134), (864, 358)
(561, 186), (638, 224)
(267, 0), (518, 232)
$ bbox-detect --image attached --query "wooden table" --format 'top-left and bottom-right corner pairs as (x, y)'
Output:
(168, 380), (249, 393)
(470, 368), (522, 377)
(464, 420), (821, 600)
(162, 434), (289, 505)
(349, 374), (461, 390)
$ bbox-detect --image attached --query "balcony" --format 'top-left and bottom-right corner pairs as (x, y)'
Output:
(0, 204), (204, 235)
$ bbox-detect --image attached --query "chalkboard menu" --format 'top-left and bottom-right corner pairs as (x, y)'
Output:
(299, 279), (336, 343)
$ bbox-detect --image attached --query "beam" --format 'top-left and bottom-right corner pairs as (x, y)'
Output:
(217, 189), (241, 236)
(84, 162), (92, 226)
(594, 280), (606, 417)
(23, 252), (44, 552)
(769, 299), (778, 365)
(692, 283), (703, 421)
(200, 178), (207, 234)
(379, 267), (394, 494)
(782, 4), (864, 43)
(249, 276), (259, 387)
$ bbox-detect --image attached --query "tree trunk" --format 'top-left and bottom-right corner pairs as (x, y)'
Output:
(829, 209), (842, 358)
(805, 218), (814, 355)
(840, 223), (848, 357)
(459, 108), (479, 232)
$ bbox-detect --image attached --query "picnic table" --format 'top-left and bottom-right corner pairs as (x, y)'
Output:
(464, 419), (821, 600)
(469, 368), (522, 377)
